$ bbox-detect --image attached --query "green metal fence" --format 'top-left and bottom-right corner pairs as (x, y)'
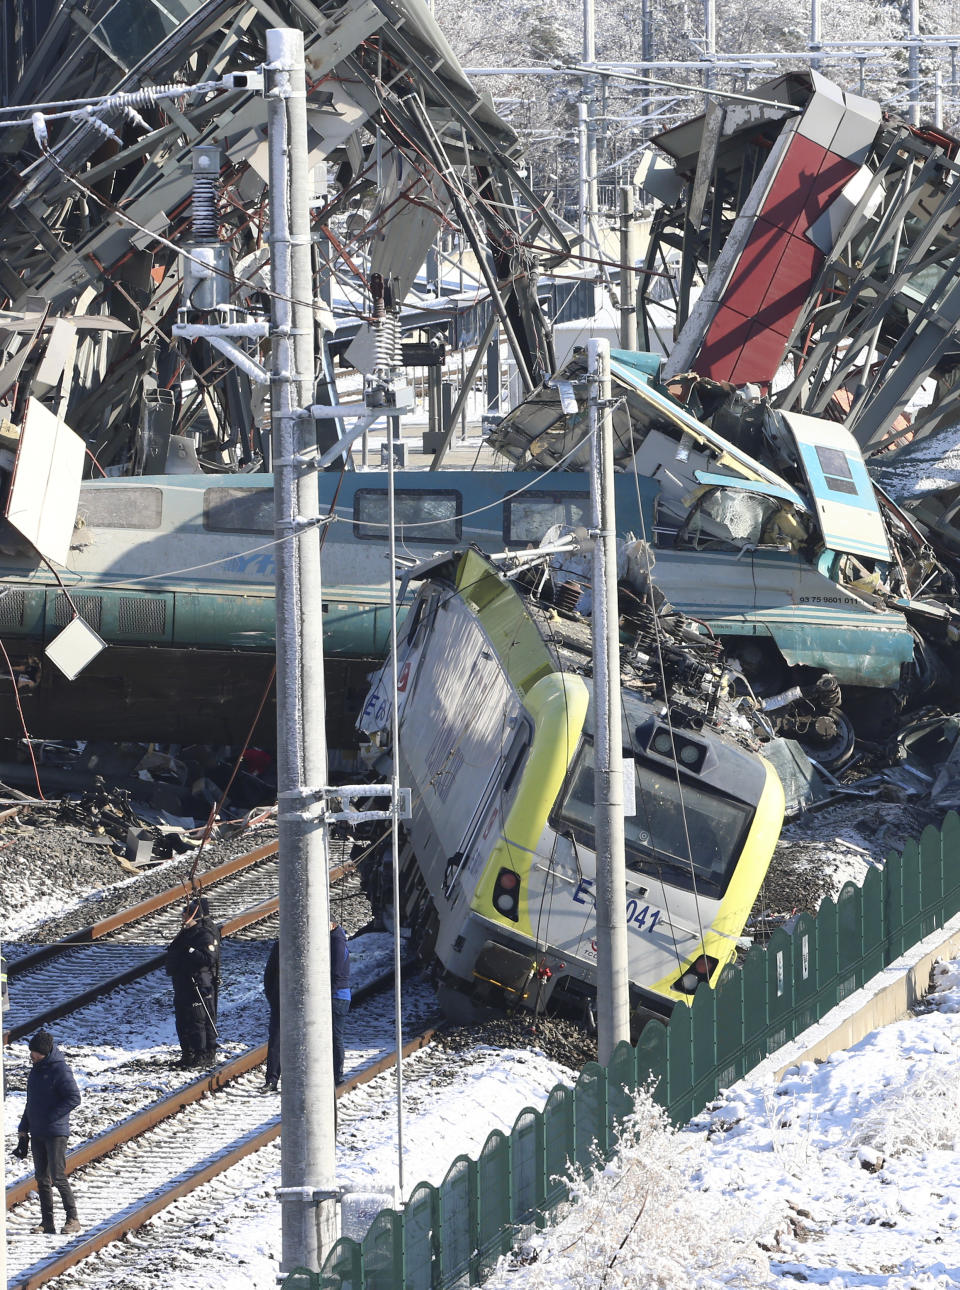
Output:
(285, 810), (960, 1290)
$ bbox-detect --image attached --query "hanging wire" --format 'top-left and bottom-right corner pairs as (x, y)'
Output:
(386, 388), (406, 1204)
(0, 636), (45, 800)
(626, 436), (708, 957)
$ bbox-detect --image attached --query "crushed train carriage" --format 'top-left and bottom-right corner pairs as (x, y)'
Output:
(357, 546), (786, 1024)
(487, 347), (960, 762)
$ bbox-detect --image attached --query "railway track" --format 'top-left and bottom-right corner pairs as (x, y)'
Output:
(4, 836), (358, 1043)
(6, 962), (440, 1290)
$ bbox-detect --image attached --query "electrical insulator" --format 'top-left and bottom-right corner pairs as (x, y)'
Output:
(192, 146), (222, 242)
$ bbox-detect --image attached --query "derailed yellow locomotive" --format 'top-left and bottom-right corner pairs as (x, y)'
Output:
(358, 547), (785, 1024)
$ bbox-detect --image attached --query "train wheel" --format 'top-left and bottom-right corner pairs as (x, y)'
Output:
(798, 711), (856, 771)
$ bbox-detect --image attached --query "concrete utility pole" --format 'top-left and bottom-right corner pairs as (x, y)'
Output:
(909, 0), (921, 126)
(810, 0), (822, 71)
(1, 948), (6, 1287)
(703, 0), (716, 93)
(588, 338), (631, 1064)
(266, 27), (338, 1274)
(619, 186), (639, 351)
(578, 0), (598, 243)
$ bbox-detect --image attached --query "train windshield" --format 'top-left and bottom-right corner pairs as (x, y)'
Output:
(556, 739), (752, 898)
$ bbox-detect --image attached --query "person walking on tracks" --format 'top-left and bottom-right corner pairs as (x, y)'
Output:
(14, 1030), (82, 1234)
(262, 938), (280, 1093)
(263, 923), (350, 1090)
(330, 918), (351, 1085)
(165, 895), (222, 1068)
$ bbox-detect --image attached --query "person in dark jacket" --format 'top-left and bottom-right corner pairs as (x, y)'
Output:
(165, 896), (222, 1067)
(262, 938), (280, 1093)
(330, 919), (351, 1085)
(14, 1030), (82, 1234)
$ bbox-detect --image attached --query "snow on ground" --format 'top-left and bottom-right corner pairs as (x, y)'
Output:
(4, 800), (958, 1286)
(190, 1044), (577, 1284)
(486, 956), (960, 1290)
(870, 423), (960, 499)
(102, 948), (960, 1290)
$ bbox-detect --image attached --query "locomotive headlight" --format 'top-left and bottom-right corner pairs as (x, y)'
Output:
(492, 868), (521, 922)
(673, 953), (719, 995)
(679, 744), (699, 766)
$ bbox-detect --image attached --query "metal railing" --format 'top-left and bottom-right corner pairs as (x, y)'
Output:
(284, 810), (960, 1289)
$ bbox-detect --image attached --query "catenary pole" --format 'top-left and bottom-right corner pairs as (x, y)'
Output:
(619, 186), (639, 350)
(909, 0), (920, 126)
(579, 0), (597, 243)
(703, 0), (716, 94)
(267, 27), (338, 1274)
(810, 0), (822, 71)
(1, 948), (6, 1287)
(588, 338), (631, 1064)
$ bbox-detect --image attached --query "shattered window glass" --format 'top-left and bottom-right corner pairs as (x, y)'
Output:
(681, 489), (777, 547)
(77, 488), (162, 529)
(815, 446), (858, 495)
(504, 491), (590, 545)
(556, 738), (751, 898)
(203, 488), (274, 533)
(353, 489), (461, 542)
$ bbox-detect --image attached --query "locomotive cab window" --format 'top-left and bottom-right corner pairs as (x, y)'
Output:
(203, 487), (274, 533)
(354, 489), (461, 542)
(504, 491), (590, 545)
(556, 739), (752, 898)
(76, 487), (163, 529)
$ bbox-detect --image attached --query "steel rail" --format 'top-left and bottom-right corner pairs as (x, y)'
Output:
(4, 854), (352, 1042)
(7, 1026), (440, 1290)
(6, 965), (416, 1209)
(7, 839), (282, 977)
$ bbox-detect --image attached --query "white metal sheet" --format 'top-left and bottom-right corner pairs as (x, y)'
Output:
(5, 398), (85, 565)
(44, 615), (106, 680)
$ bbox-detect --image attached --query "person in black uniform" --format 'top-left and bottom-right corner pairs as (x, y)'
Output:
(165, 896), (221, 1068)
(330, 918), (351, 1085)
(262, 938), (280, 1093)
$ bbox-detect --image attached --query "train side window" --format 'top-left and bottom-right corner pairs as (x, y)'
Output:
(203, 488), (275, 533)
(504, 491), (589, 545)
(502, 724), (531, 796)
(353, 489), (461, 542)
(76, 487), (163, 529)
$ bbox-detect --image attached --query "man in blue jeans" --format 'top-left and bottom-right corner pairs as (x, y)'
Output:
(330, 918), (351, 1084)
(14, 1030), (82, 1234)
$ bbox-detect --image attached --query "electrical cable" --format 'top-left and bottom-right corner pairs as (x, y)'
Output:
(628, 437), (709, 963)
(0, 635), (45, 800)
(0, 81), (223, 119)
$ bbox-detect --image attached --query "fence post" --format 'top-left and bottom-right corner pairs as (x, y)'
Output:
(943, 814), (960, 919)
(836, 881), (862, 999)
(401, 1183), (439, 1290)
(510, 1107), (546, 1229)
(860, 866), (885, 983)
(764, 926), (795, 1055)
(477, 1129), (512, 1278)
(574, 1062), (609, 1165)
(919, 822), (946, 935)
